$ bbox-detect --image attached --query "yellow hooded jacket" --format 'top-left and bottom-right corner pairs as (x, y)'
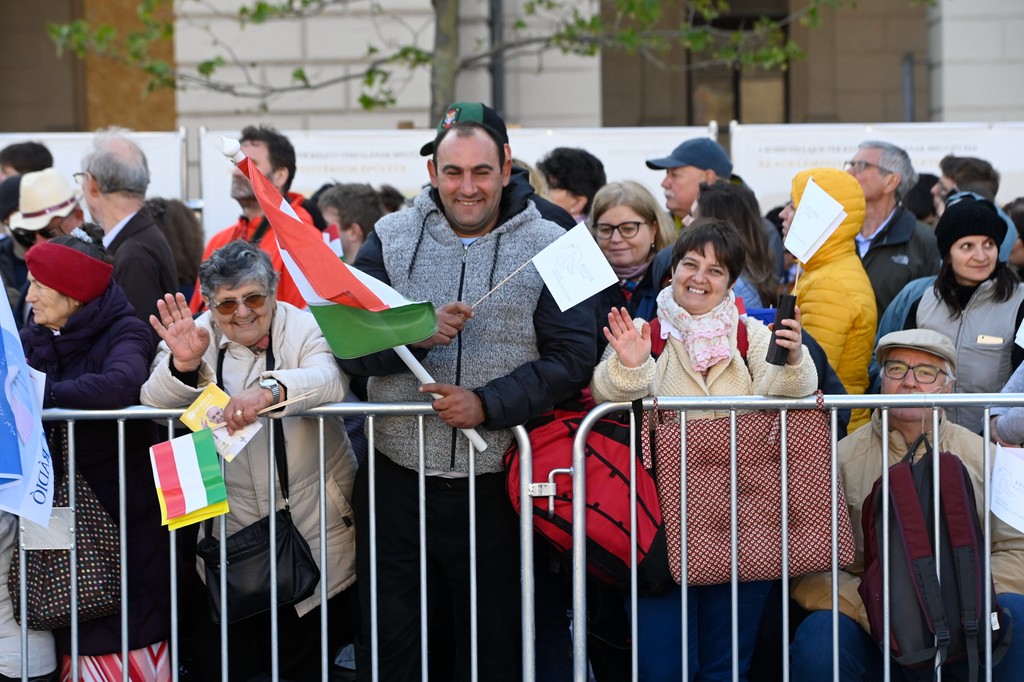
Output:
(791, 168), (877, 429)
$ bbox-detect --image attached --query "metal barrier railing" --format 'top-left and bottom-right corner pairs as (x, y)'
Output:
(15, 392), (1024, 681)
(18, 403), (532, 682)
(571, 393), (1024, 682)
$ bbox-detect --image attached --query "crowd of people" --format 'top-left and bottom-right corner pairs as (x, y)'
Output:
(0, 101), (1023, 682)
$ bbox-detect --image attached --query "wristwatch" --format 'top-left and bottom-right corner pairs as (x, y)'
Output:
(259, 378), (281, 405)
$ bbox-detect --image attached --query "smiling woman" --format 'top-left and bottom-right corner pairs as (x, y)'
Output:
(589, 181), (677, 358)
(899, 194), (1024, 432)
(590, 217), (818, 682)
(140, 240), (360, 680)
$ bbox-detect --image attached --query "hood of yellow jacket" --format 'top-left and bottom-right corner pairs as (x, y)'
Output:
(791, 167), (866, 269)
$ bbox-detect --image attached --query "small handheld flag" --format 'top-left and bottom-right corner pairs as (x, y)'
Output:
(150, 430), (229, 530)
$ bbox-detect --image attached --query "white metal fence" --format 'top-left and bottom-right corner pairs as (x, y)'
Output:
(11, 393), (1024, 681)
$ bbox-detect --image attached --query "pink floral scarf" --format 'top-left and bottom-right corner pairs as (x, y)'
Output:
(655, 287), (735, 373)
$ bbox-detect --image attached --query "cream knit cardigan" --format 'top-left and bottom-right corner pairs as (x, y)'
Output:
(591, 310), (818, 418)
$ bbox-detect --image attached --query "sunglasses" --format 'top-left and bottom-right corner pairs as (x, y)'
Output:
(12, 226), (58, 242)
(209, 292), (268, 315)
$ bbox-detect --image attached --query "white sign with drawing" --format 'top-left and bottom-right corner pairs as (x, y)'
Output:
(783, 176), (848, 264)
(531, 224), (617, 312)
(992, 445), (1024, 534)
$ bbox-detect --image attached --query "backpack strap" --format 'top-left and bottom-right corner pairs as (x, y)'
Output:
(649, 318), (666, 359)
(888, 457), (953, 669)
(736, 317), (748, 359)
(937, 453), (984, 682)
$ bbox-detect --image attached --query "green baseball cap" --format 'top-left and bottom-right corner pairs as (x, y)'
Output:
(419, 102), (509, 156)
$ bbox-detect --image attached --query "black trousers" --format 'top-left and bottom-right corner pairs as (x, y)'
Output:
(354, 453), (522, 682)
(195, 580), (358, 681)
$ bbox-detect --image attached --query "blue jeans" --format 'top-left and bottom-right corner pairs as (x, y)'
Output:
(790, 592), (1024, 681)
(634, 580), (773, 681)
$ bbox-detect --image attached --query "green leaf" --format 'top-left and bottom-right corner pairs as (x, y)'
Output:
(197, 56), (225, 77)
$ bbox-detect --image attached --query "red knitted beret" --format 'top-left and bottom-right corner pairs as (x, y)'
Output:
(25, 242), (113, 303)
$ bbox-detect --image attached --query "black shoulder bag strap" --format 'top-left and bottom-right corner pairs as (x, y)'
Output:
(206, 336), (290, 541)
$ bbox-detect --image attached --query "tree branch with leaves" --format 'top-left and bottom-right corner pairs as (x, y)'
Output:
(50, 0), (917, 123)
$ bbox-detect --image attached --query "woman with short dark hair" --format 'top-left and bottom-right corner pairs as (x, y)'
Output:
(591, 217), (818, 682)
(141, 239), (358, 681)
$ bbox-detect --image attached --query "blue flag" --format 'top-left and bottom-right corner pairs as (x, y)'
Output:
(0, 296), (54, 526)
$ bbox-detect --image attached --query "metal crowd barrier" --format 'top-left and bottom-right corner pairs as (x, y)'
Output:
(15, 393), (1024, 681)
(572, 393), (1024, 682)
(19, 403), (532, 682)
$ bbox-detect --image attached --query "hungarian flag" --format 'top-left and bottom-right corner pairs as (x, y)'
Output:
(235, 155), (436, 358)
(150, 430), (229, 530)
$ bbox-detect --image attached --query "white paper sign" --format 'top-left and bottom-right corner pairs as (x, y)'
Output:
(783, 177), (848, 264)
(992, 445), (1024, 534)
(531, 224), (617, 312)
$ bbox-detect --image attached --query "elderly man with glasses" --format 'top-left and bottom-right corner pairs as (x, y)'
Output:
(845, 141), (940, 318)
(789, 328), (1024, 681)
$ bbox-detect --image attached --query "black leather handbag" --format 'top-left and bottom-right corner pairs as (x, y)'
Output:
(196, 338), (321, 625)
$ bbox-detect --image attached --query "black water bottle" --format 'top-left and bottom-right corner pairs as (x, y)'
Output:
(765, 294), (796, 366)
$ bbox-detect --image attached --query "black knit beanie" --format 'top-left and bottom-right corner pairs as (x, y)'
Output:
(934, 195), (1007, 256)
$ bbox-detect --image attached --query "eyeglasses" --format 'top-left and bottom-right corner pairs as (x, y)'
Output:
(594, 221), (646, 240)
(73, 172), (87, 186)
(844, 160), (894, 175)
(209, 292), (268, 315)
(882, 360), (948, 384)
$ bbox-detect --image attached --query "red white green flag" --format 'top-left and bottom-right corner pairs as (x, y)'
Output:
(149, 430), (229, 529)
(234, 154), (436, 358)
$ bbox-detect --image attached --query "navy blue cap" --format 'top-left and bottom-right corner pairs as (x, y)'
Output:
(646, 138), (732, 178)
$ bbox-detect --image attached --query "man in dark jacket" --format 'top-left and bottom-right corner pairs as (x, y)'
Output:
(79, 129), (177, 327)
(341, 115), (595, 681)
(845, 140), (940, 318)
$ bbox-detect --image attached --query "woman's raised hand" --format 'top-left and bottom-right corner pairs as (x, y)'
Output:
(604, 307), (651, 369)
(150, 292), (210, 372)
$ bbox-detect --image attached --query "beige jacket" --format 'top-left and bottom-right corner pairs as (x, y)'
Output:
(590, 311), (818, 413)
(141, 302), (357, 616)
(792, 411), (1024, 632)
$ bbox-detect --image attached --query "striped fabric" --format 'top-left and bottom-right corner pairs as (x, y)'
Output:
(60, 640), (169, 682)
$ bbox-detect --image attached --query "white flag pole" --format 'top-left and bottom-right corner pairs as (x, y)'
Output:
(470, 258), (533, 310)
(393, 345), (489, 452)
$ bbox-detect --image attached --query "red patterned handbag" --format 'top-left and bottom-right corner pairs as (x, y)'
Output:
(642, 393), (856, 586)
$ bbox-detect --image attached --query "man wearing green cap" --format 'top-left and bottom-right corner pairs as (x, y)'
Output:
(421, 101), (576, 230)
(341, 110), (595, 680)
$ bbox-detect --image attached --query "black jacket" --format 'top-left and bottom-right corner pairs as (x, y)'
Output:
(861, 206), (940, 318)
(107, 206), (179, 327)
